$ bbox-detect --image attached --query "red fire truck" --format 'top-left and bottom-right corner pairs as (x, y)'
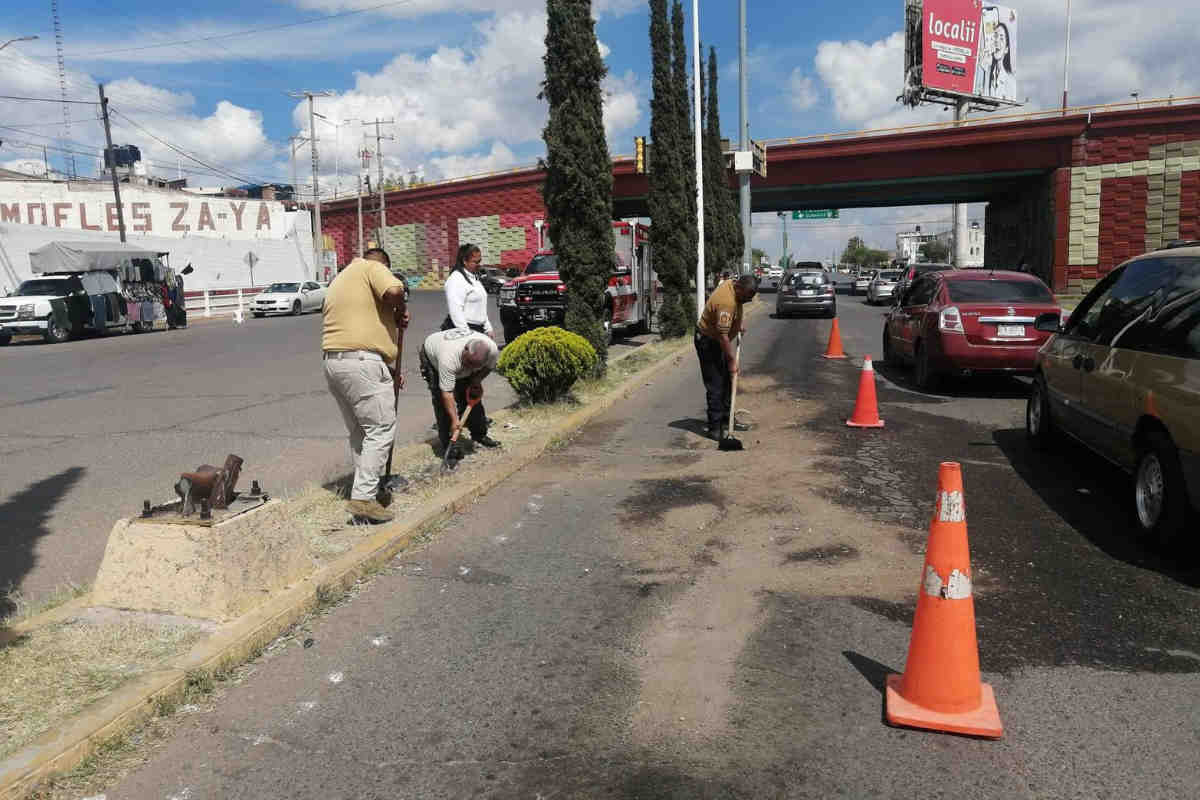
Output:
(498, 221), (655, 345)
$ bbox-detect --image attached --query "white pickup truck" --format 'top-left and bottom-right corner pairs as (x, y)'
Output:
(0, 274), (100, 344)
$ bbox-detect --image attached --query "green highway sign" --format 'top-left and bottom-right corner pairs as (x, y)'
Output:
(793, 209), (839, 220)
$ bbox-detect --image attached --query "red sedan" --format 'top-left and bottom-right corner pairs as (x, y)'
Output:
(881, 269), (1061, 389)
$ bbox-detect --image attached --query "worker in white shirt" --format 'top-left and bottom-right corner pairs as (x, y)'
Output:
(419, 328), (501, 464)
(441, 243), (495, 338)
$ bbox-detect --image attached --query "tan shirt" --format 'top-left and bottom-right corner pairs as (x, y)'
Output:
(697, 280), (743, 340)
(321, 258), (404, 364)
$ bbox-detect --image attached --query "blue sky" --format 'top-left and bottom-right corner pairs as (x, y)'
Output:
(1, 0), (1195, 259)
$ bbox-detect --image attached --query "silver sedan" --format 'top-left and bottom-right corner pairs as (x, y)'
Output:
(865, 270), (903, 305)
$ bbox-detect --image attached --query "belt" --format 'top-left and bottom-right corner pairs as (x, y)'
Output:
(323, 350), (383, 362)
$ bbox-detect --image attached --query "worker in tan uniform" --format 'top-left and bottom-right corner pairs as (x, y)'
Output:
(322, 248), (410, 523)
(694, 274), (756, 439)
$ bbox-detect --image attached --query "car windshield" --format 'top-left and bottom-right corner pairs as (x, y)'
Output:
(15, 279), (71, 296)
(946, 279), (1053, 303)
(266, 283), (300, 293)
(878, 271), (902, 281)
(792, 274), (824, 286)
(525, 255), (559, 275)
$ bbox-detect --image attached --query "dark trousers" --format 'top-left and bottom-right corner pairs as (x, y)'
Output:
(694, 332), (732, 430)
(420, 350), (488, 450)
(440, 317), (486, 334)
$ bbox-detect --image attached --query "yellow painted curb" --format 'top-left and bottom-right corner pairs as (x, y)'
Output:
(0, 301), (762, 799)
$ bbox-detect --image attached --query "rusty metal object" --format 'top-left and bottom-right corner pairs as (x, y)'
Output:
(172, 455), (244, 516)
(210, 454), (244, 510)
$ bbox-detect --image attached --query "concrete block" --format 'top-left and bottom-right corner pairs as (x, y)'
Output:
(1084, 210), (1100, 224)
(90, 500), (312, 622)
(1115, 163), (1133, 178)
(1101, 163), (1117, 178)
(1130, 160), (1150, 176)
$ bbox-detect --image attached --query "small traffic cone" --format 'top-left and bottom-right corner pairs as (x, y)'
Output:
(845, 355), (884, 428)
(822, 318), (847, 359)
(885, 462), (1003, 739)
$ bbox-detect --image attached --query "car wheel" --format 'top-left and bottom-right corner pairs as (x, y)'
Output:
(881, 327), (895, 366)
(43, 314), (70, 344)
(0, 332), (11, 346)
(828, 303), (837, 319)
(602, 304), (614, 346)
(1026, 376), (1056, 450)
(253, 312), (265, 319)
(1134, 431), (1190, 549)
(503, 325), (521, 345)
(292, 300), (302, 316)
(914, 341), (939, 391)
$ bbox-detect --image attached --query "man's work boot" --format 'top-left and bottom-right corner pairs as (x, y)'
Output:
(347, 499), (394, 524)
(473, 434), (501, 448)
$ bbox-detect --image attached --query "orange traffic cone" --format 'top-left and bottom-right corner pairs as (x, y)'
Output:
(885, 462), (1003, 738)
(822, 318), (847, 359)
(845, 355), (884, 428)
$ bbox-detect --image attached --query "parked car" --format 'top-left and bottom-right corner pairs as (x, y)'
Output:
(882, 269), (1060, 389)
(762, 265), (785, 292)
(851, 270), (876, 296)
(1027, 243), (1200, 546)
(866, 269), (903, 305)
(776, 269), (836, 318)
(895, 261), (954, 300)
(251, 281), (326, 317)
(479, 267), (507, 295)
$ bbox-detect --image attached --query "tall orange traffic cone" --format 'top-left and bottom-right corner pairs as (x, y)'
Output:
(845, 355), (884, 428)
(822, 318), (846, 359)
(885, 462), (1003, 738)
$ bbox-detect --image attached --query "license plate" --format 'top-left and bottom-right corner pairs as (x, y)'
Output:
(997, 324), (1025, 337)
(532, 309), (548, 321)
(800, 289), (815, 296)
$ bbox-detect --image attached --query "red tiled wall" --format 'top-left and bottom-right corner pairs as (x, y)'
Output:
(1181, 172), (1200, 242)
(1097, 176), (1149, 276)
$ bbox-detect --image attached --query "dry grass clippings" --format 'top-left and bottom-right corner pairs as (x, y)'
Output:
(0, 619), (204, 761)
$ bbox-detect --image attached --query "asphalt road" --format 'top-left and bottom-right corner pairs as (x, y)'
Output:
(99, 284), (1199, 799)
(0, 292), (649, 611)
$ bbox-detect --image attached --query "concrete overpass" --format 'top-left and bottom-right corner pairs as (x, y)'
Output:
(322, 98), (1200, 293)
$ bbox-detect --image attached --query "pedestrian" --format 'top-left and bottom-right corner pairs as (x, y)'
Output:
(442, 243), (495, 337)
(321, 247), (410, 523)
(419, 328), (501, 465)
(694, 274), (757, 440)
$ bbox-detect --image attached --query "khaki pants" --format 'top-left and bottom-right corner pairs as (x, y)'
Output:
(324, 353), (396, 501)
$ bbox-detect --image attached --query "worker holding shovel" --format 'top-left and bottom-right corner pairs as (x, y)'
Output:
(418, 328), (501, 469)
(694, 274), (756, 443)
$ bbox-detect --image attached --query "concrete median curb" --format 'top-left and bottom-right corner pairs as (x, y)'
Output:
(0, 311), (743, 799)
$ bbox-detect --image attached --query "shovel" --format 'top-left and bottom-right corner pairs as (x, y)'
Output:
(380, 311), (407, 494)
(440, 399), (478, 473)
(718, 336), (744, 452)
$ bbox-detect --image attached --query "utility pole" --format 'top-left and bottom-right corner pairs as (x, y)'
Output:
(42, 146), (49, 179)
(776, 211), (788, 266)
(1062, 0), (1072, 113)
(691, 0), (705, 315)
(356, 173), (365, 258)
(952, 99), (968, 267)
(737, 0), (751, 275)
(97, 84), (126, 243)
(363, 119), (395, 249)
(288, 91), (332, 280)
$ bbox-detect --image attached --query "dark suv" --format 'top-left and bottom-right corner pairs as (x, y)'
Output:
(1028, 243), (1200, 548)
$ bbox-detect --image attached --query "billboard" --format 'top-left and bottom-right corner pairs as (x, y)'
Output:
(903, 0), (1019, 106)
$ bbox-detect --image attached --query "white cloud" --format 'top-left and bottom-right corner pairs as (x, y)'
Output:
(302, 11), (640, 180)
(815, 32), (905, 124)
(787, 69), (818, 112)
(2, 158), (47, 177)
(289, 0), (642, 18)
(811, 0), (1198, 131)
(428, 141), (518, 180)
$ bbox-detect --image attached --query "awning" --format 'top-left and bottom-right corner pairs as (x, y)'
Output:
(29, 241), (165, 274)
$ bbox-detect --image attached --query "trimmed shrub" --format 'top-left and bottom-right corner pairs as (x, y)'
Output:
(498, 326), (598, 404)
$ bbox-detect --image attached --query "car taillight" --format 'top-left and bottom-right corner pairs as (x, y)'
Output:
(939, 306), (964, 333)
(824, 285), (835, 294)
(556, 283), (567, 294)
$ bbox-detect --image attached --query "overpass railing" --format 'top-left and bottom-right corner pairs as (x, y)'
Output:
(757, 95), (1200, 148)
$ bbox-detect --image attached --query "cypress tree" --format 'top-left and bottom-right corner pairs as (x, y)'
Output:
(703, 46), (743, 279)
(671, 1), (698, 320)
(647, 0), (690, 337)
(541, 0), (614, 364)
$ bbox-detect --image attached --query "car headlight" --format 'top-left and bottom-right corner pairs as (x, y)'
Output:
(499, 288), (516, 306)
(18, 304), (35, 320)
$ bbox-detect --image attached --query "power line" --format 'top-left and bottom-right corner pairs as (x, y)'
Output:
(0, 93), (98, 104)
(108, 106), (262, 186)
(74, 0), (417, 57)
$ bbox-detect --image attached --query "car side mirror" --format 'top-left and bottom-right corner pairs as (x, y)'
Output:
(1034, 312), (1063, 333)
(506, 268), (518, 278)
